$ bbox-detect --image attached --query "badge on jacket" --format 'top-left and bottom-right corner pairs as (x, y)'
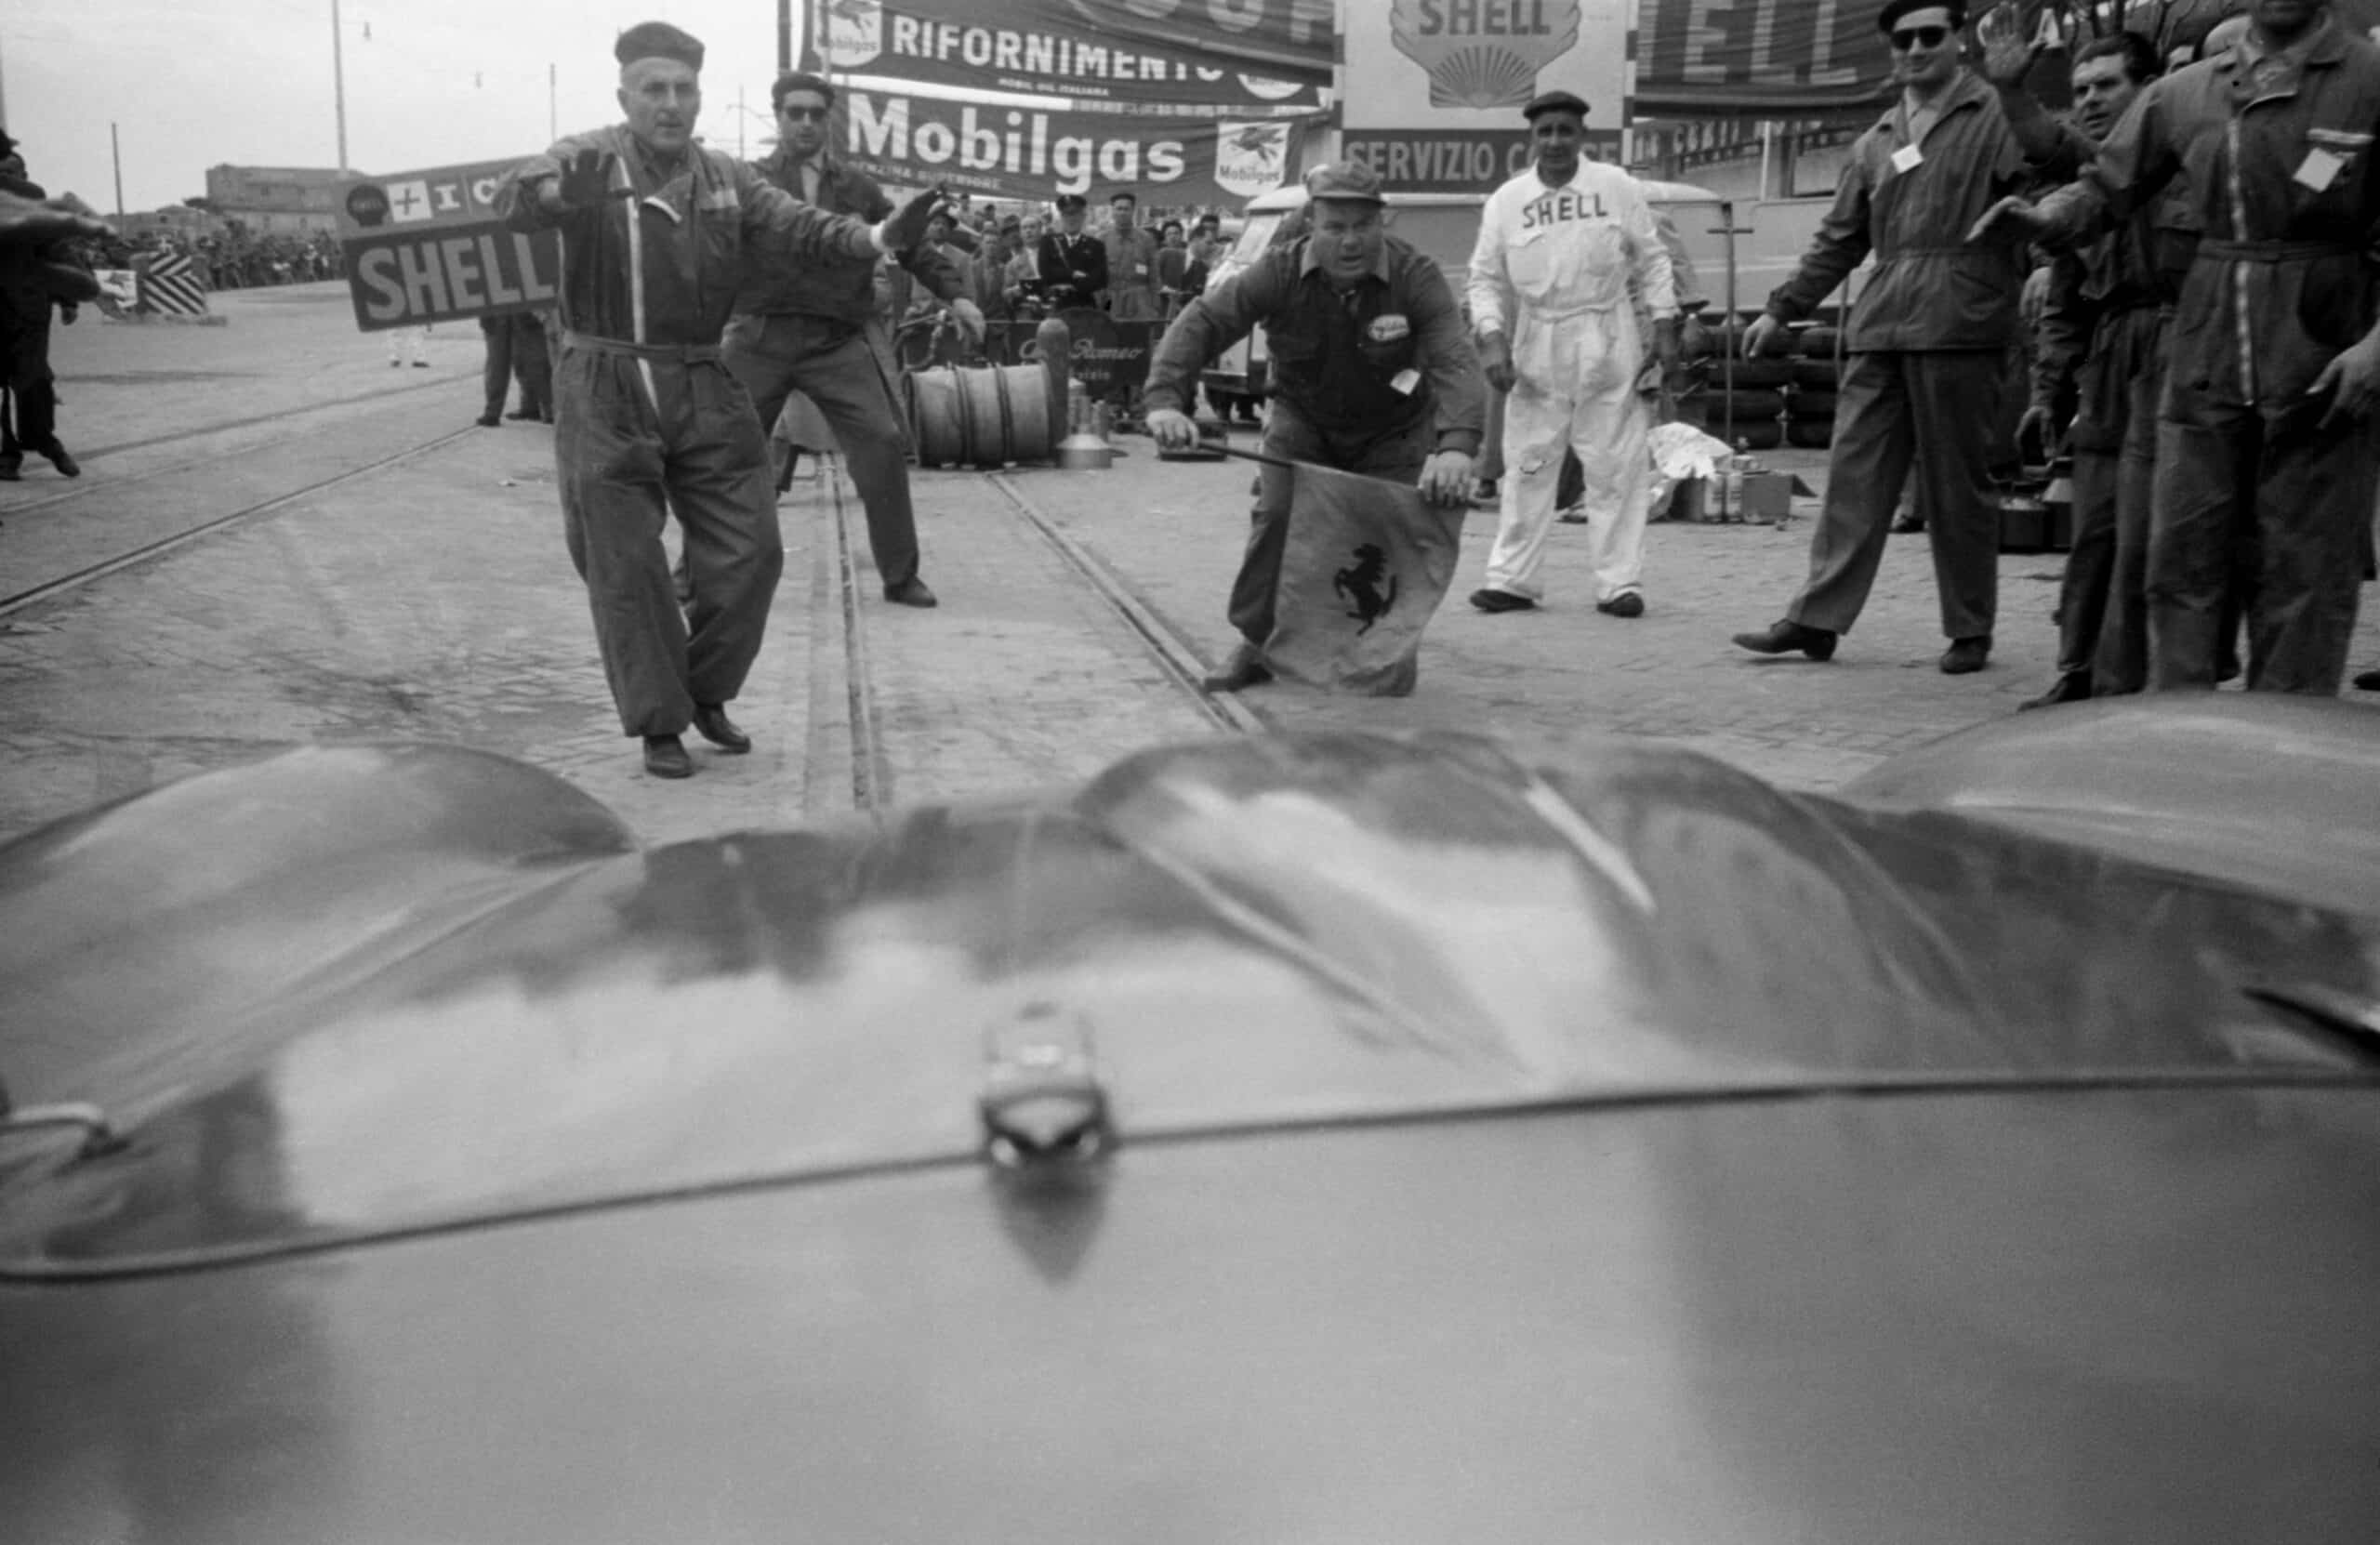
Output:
(1368, 313), (1412, 345)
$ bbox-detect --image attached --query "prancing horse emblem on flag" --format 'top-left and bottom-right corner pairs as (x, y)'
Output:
(1335, 544), (1399, 635)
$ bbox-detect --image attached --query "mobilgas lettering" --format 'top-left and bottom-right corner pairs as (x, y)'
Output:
(1414, 0), (1557, 36)
(848, 93), (1186, 195)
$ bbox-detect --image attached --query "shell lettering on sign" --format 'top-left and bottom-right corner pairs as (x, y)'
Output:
(1388, 0), (1582, 111)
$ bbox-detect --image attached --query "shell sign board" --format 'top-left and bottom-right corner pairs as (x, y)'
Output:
(1342, 0), (1633, 194)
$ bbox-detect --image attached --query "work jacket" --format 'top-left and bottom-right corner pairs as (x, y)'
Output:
(496, 126), (879, 348)
(728, 145), (962, 328)
(1147, 232), (1484, 454)
(2040, 17), (2380, 409)
(1767, 71), (2039, 352)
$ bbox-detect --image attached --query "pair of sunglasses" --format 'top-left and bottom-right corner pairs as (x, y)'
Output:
(1891, 24), (1951, 50)
(780, 106), (829, 122)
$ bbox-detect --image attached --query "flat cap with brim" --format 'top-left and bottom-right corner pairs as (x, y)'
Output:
(1303, 160), (1386, 205)
(1054, 192), (1088, 213)
(1522, 89), (1591, 122)
(1876, 0), (1966, 33)
(615, 20), (705, 69)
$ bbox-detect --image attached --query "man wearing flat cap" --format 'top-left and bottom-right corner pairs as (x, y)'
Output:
(724, 68), (980, 614)
(499, 21), (941, 779)
(1466, 88), (1677, 621)
(1144, 160), (1484, 693)
(1731, 0), (2044, 678)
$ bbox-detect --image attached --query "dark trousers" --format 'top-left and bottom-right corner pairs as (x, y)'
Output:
(2149, 392), (2377, 695)
(1231, 398), (1431, 646)
(722, 311), (922, 588)
(552, 341), (783, 737)
(1788, 350), (2005, 640)
(482, 313), (552, 418)
(2, 300), (58, 452)
(2055, 307), (2166, 690)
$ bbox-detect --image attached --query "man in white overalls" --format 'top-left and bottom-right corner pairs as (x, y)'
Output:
(1467, 89), (1678, 618)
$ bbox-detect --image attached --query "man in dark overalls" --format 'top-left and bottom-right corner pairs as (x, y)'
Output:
(498, 22), (936, 777)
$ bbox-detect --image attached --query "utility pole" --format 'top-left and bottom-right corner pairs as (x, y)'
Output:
(549, 63), (558, 142)
(331, 0), (350, 173)
(738, 86), (746, 160)
(112, 123), (125, 218)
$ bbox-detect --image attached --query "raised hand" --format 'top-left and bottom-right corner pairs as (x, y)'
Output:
(556, 148), (628, 209)
(1976, 1), (2045, 92)
(881, 184), (948, 252)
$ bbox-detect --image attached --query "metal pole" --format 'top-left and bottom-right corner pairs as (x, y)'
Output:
(112, 122), (126, 218)
(779, 0), (795, 73)
(332, 0), (350, 173)
(549, 63), (558, 142)
(738, 85), (746, 160)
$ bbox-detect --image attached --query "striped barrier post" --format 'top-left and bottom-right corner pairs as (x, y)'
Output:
(126, 252), (223, 324)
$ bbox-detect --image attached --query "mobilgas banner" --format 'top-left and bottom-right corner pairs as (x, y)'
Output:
(802, 0), (1324, 109)
(334, 159), (556, 333)
(832, 89), (1315, 207)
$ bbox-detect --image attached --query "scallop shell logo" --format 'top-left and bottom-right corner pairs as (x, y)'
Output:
(1388, 0), (1581, 111)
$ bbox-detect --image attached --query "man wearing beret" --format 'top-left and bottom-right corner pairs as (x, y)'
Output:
(1037, 193), (1109, 310)
(1465, 89), (1678, 620)
(1732, 1), (2045, 677)
(499, 21), (939, 779)
(1144, 161), (1484, 693)
(725, 69), (980, 614)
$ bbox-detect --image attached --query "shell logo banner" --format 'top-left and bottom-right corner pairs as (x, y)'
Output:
(1345, 0), (1629, 138)
(1387, 0), (1584, 111)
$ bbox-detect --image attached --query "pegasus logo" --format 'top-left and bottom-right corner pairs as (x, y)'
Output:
(1335, 543), (1399, 634)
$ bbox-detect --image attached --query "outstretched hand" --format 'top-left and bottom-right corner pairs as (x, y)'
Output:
(1967, 194), (2052, 245)
(556, 149), (628, 209)
(0, 190), (110, 246)
(882, 184), (949, 252)
(2312, 337), (2380, 430)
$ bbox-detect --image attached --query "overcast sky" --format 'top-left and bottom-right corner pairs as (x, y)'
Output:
(4, 0), (818, 211)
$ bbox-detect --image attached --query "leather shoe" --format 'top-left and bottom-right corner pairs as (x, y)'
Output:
(1732, 618), (1837, 660)
(1596, 591), (1646, 618)
(504, 408), (539, 420)
(1890, 512), (1925, 534)
(692, 702), (751, 753)
(2017, 672), (2091, 710)
(1202, 642), (1273, 693)
(884, 576), (939, 608)
(476, 413), (502, 428)
(1469, 587), (1536, 614)
(2354, 669), (2380, 692)
(33, 442), (78, 479)
(642, 734), (694, 779)
(1939, 636), (1992, 675)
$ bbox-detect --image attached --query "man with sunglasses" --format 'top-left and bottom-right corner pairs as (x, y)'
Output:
(723, 71), (983, 616)
(1974, 0), (2380, 696)
(1733, 1), (2045, 677)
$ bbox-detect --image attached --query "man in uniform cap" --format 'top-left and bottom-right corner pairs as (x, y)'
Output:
(1144, 159), (1483, 692)
(1037, 192), (1108, 310)
(1465, 87), (1677, 619)
(499, 20), (941, 778)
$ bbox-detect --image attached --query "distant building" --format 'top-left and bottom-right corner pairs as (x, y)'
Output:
(116, 205), (223, 242)
(204, 165), (354, 233)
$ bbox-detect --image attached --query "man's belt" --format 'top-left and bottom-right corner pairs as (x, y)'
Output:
(2195, 240), (2360, 264)
(562, 331), (723, 363)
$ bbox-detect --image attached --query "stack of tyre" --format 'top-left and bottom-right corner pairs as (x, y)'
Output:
(1677, 314), (1845, 453)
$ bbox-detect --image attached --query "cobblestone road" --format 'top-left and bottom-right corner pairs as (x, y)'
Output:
(3, 283), (2374, 849)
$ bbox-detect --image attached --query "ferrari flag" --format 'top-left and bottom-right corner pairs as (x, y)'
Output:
(833, 88), (1313, 205)
(1265, 460), (1467, 698)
